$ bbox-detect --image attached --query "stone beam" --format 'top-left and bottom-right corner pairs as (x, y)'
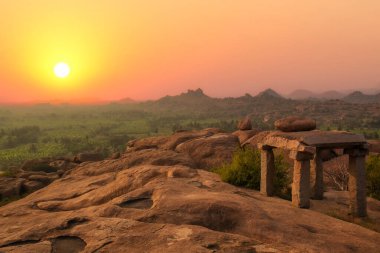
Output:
(261, 135), (316, 154)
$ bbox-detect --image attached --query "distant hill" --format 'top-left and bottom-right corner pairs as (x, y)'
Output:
(136, 87), (379, 129)
(288, 89), (316, 100)
(156, 88), (213, 104)
(143, 88), (218, 112)
(319, 90), (345, 100)
(256, 88), (283, 99)
(288, 89), (344, 100)
(342, 91), (380, 104)
(116, 97), (136, 104)
(139, 88), (293, 119)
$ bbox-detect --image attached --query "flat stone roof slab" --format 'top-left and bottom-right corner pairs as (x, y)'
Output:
(260, 130), (366, 151)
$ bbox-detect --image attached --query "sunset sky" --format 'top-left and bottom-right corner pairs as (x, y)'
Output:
(1, 1), (380, 103)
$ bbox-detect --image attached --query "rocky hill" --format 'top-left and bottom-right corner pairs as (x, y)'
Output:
(342, 91), (380, 104)
(138, 88), (380, 129)
(1, 129), (380, 253)
(288, 90), (345, 100)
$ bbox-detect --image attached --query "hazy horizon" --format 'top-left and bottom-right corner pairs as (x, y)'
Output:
(1, 1), (380, 103)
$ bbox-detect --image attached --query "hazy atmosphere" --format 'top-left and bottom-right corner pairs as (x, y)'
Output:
(1, 2), (380, 252)
(1, 0), (380, 103)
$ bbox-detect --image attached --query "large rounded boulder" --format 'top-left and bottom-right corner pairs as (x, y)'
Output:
(274, 116), (316, 132)
(237, 116), (252, 130)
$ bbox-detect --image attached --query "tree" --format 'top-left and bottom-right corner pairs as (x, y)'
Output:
(324, 157), (349, 191)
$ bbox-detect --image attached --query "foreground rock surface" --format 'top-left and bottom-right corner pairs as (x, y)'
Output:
(1, 144), (380, 252)
(1, 129), (379, 252)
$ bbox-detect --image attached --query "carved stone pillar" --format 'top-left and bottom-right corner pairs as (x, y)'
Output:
(260, 146), (275, 196)
(290, 151), (313, 208)
(345, 148), (368, 217)
(310, 149), (324, 200)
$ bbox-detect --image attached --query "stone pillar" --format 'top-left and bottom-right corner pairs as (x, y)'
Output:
(345, 148), (368, 217)
(310, 149), (324, 200)
(290, 151), (313, 208)
(260, 146), (275, 196)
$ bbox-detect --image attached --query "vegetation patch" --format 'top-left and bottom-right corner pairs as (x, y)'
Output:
(366, 154), (380, 200)
(214, 147), (291, 199)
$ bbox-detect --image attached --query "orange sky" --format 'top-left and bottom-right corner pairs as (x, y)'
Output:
(1, 1), (380, 103)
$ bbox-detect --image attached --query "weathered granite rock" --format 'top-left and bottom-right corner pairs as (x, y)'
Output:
(126, 128), (223, 152)
(242, 131), (272, 149)
(1, 159), (74, 202)
(22, 180), (46, 193)
(124, 129), (236, 171)
(0, 129), (378, 252)
(237, 117), (252, 130)
(109, 152), (121, 159)
(28, 174), (58, 184)
(233, 129), (260, 144)
(275, 116), (316, 132)
(175, 133), (239, 169)
(1, 161), (380, 252)
(74, 152), (104, 163)
(49, 160), (77, 171)
(20, 158), (57, 173)
(0, 178), (24, 200)
(72, 149), (195, 177)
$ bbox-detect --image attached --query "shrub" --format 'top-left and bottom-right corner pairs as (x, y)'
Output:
(366, 154), (380, 200)
(214, 147), (291, 199)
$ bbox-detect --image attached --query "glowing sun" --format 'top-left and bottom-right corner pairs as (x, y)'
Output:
(54, 62), (70, 78)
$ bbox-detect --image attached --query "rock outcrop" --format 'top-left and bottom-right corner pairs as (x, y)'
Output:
(1, 150), (380, 252)
(126, 129), (236, 169)
(237, 117), (252, 130)
(233, 129), (260, 144)
(1, 129), (238, 203)
(0, 159), (78, 202)
(175, 133), (239, 169)
(1, 129), (379, 252)
(74, 152), (104, 163)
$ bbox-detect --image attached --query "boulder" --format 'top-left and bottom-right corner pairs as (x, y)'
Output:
(232, 129), (260, 144)
(109, 152), (121, 159)
(22, 180), (46, 193)
(237, 117), (252, 130)
(242, 131), (272, 149)
(126, 136), (169, 152)
(49, 160), (77, 171)
(74, 152), (104, 163)
(0, 178), (24, 200)
(20, 158), (57, 173)
(275, 116), (316, 132)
